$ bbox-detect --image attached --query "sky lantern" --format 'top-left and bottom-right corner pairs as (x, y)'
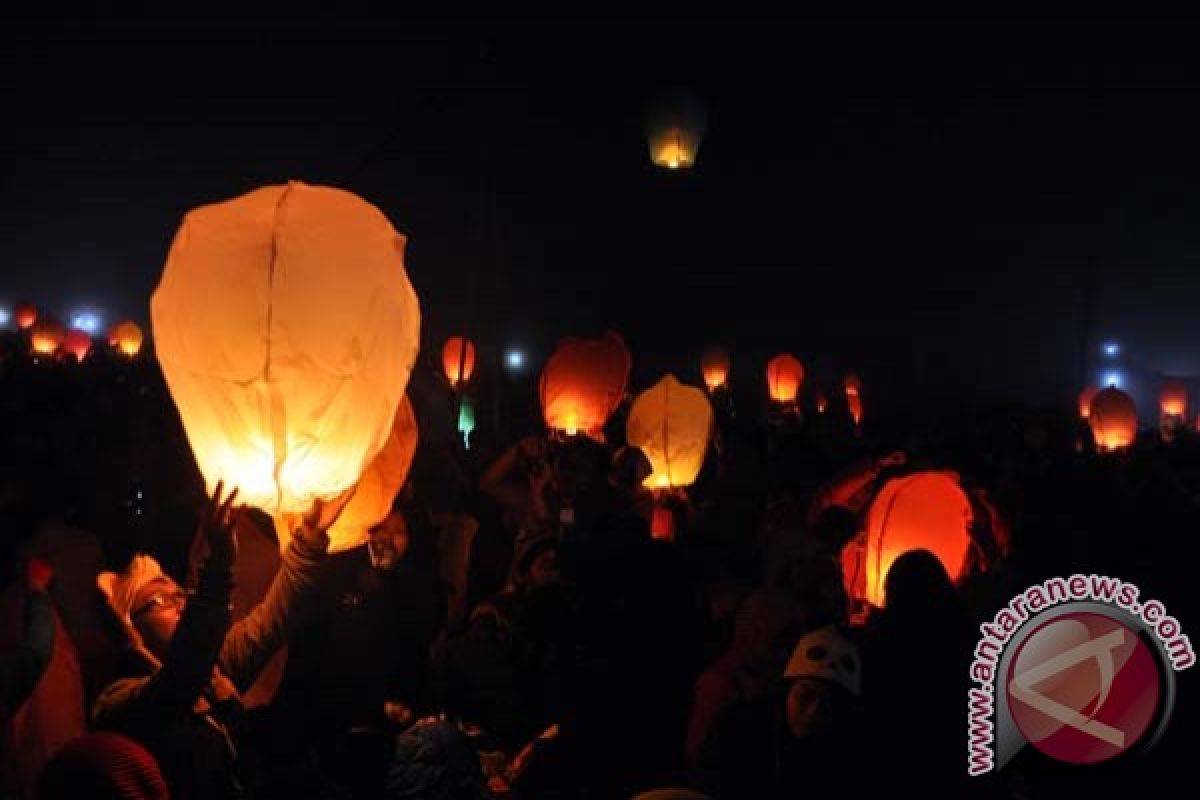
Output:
(62, 329), (92, 362)
(151, 181), (421, 514)
(847, 392), (864, 426)
(442, 335), (476, 388)
(14, 303), (37, 330)
(1078, 386), (1098, 419)
(645, 91), (707, 170)
(276, 395), (419, 554)
(540, 332), (631, 439)
(766, 353), (804, 405)
(1088, 386), (1137, 452)
(815, 391), (828, 413)
(108, 320), (144, 357)
(626, 374), (714, 491)
(843, 471), (974, 608)
(1159, 380), (1188, 418)
(844, 373), (862, 397)
(700, 347), (730, 392)
(30, 318), (65, 356)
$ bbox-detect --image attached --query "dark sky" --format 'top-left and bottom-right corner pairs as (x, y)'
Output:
(6, 16), (1200, 406)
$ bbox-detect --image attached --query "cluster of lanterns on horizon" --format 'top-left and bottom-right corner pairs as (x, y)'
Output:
(1079, 376), (1200, 452)
(5, 301), (144, 362)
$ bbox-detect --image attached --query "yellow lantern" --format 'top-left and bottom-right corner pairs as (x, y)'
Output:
(766, 353), (804, 405)
(151, 182), (421, 514)
(275, 395), (419, 553)
(645, 91), (707, 170)
(108, 320), (144, 358)
(30, 319), (65, 356)
(1088, 387), (1137, 452)
(700, 347), (730, 392)
(626, 374), (713, 490)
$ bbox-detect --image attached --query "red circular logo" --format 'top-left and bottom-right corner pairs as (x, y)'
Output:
(1006, 612), (1162, 765)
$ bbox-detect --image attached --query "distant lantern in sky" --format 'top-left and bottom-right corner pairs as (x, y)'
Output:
(63, 329), (92, 362)
(539, 332), (631, 439)
(152, 181), (421, 515)
(815, 391), (828, 413)
(626, 374), (714, 490)
(843, 471), (974, 608)
(1103, 341), (1120, 358)
(645, 91), (707, 170)
(766, 353), (805, 405)
(1160, 380), (1188, 418)
(1089, 386), (1137, 452)
(108, 320), (144, 357)
(442, 336), (476, 388)
(30, 318), (65, 356)
(700, 347), (730, 392)
(1078, 386), (1098, 419)
(14, 303), (37, 330)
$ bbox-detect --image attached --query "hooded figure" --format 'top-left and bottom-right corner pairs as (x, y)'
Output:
(91, 483), (349, 800)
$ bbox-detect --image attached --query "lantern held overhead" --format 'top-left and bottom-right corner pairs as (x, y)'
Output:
(626, 374), (714, 490)
(152, 181), (421, 514)
(442, 336), (476, 388)
(766, 353), (805, 405)
(539, 332), (631, 439)
(1088, 386), (1137, 452)
(645, 91), (707, 170)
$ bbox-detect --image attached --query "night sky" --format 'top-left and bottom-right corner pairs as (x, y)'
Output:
(6, 17), (1200, 407)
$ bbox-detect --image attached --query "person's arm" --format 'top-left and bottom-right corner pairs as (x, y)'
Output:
(0, 559), (56, 711)
(219, 491), (351, 691)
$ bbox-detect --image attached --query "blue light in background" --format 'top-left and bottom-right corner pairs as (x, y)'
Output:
(1103, 341), (1120, 358)
(70, 310), (103, 334)
(1103, 371), (1122, 388)
(506, 349), (525, 370)
(0, 308), (9, 327)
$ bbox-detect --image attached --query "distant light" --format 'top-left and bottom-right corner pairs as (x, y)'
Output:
(505, 349), (525, 370)
(1103, 342), (1120, 358)
(1104, 371), (1122, 389)
(0, 308), (9, 327)
(70, 310), (103, 334)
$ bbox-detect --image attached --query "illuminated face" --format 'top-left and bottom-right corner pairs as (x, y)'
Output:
(131, 576), (189, 659)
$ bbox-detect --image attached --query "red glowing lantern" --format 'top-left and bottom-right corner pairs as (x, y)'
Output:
(847, 392), (864, 426)
(1160, 380), (1188, 418)
(14, 303), (37, 330)
(844, 373), (862, 397)
(540, 332), (631, 438)
(1078, 386), (1098, 419)
(700, 347), (730, 392)
(63, 329), (92, 362)
(842, 471), (974, 608)
(1089, 387), (1137, 452)
(442, 336), (476, 388)
(815, 392), (828, 413)
(30, 319), (65, 356)
(766, 353), (804, 405)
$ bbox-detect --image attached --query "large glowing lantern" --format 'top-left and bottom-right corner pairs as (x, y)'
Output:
(540, 332), (631, 438)
(766, 353), (804, 405)
(14, 303), (37, 330)
(700, 347), (730, 392)
(844, 471), (974, 608)
(1088, 387), (1137, 452)
(151, 182), (421, 514)
(30, 319), (65, 356)
(63, 329), (92, 362)
(442, 336), (476, 388)
(1160, 380), (1188, 418)
(645, 91), (707, 170)
(626, 374), (713, 490)
(276, 395), (419, 554)
(1078, 386), (1098, 419)
(108, 320), (144, 357)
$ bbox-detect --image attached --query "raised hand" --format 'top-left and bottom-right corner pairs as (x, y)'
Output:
(200, 480), (241, 570)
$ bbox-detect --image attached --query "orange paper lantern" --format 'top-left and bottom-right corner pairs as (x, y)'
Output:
(1160, 380), (1188, 418)
(108, 320), (144, 357)
(766, 353), (804, 404)
(14, 303), (37, 330)
(847, 392), (864, 426)
(1088, 387), (1137, 452)
(645, 91), (707, 170)
(30, 319), (65, 356)
(1078, 386), (1098, 419)
(843, 471), (974, 608)
(63, 329), (92, 362)
(151, 181), (421, 514)
(540, 332), (631, 438)
(626, 374), (713, 489)
(442, 336), (476, 388)
(700, 347), (730, 392)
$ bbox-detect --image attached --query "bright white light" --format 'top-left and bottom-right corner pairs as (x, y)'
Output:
(70, 311), (102, 334)
(506, 349), (525, 370)
(1103, 342), (1120, 357)
(1104, 371), (1122, 388)
(0, 309), (9, 327)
